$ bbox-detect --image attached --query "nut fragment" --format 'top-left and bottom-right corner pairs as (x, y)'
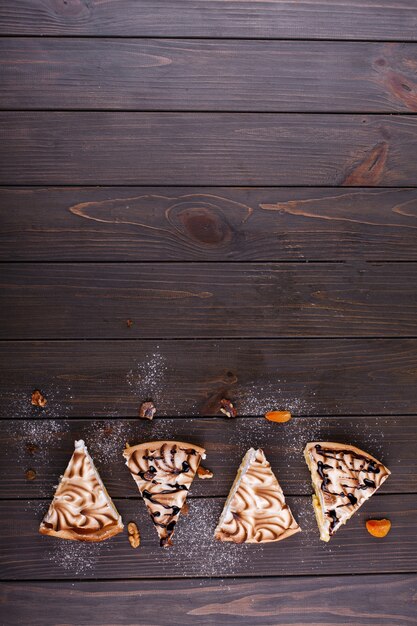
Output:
(366, 519), (391, 538)
(126, 319), (134, 328)
(129, 534), (140, 548)
(219, 398), (236, 418)
(265, 410), (292, 423)
(26, 443), (39, 455)
(31, 389), (47, 408)
(139, 401), (156, 420)
(127, 521), (141, 548)
(197, 465), (214, 479)
(25, 469), (36, 481)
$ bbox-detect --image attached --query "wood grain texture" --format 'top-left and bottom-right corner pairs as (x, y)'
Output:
(2, 262), (417, 339)
(2, 575), (416, 625)
(1, 495), (415, 579)
(2, 39), (417, 112)
(2, 339), (417, 418)
(1, 1), (417, 40)
(2, 187), (417, 262)
(1, 113), (417, 186)
(1, 416), (411, 500)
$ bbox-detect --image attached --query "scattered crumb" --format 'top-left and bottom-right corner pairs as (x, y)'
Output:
(126, 319), (134, 328)
(26, 443), (39, 455)
(25, 469), (36, 481)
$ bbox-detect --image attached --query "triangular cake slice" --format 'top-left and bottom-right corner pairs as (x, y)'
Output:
(39, 440), (123, 542)
(304, 442), (391, 542)
(123, 440), (205, 547)
(214, 448), (300, 543)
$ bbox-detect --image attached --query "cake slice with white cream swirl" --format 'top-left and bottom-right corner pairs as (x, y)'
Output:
(123, 440), (205, 547)
(304, 442), (391, 541)
(215, 448), (301, 543)
(39, 440), (123, 542)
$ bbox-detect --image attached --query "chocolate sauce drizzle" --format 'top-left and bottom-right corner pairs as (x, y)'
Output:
(134, 445), (199, 547)
(314, 445), (381, 534)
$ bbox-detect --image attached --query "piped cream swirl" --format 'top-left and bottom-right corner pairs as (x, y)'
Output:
(40, 440), (123, 541)
(215, 448), (300, 543)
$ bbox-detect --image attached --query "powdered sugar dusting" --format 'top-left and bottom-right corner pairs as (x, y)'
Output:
(44, 538), (111, 575)
(164, 499), (258, 576)
(126, 352), (167, 405)
(236, 381), (316, 416)
(7, 384), (73, 420)
(83, 420), (136, 466)
(6, 419), (68, 465)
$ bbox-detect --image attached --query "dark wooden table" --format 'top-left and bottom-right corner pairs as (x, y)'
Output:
(1, 2), (417, 625)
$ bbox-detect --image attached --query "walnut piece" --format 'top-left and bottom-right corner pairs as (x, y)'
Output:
(219, 398), (236, 418)
(139, 401), (156, 420)
(127, 521), (141, 548)
(31, 389), (47, 408)
(197, 465), (214, 479)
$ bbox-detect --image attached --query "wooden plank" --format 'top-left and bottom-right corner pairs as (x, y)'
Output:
(2, 187), (417, 262)
(2, 262), (417, 339)
(1, 495), (415, 579)
(1, 1), (417, 40)
(1, 113), (417, 186)
(0, 416), (412, 500)
(3, 187), (417, 262)
(2, 575), (416, 625)
(1, 339), (417, 417)
(2, 39), (417, 113)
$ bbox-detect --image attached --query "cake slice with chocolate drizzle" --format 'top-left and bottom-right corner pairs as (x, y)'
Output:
(215, 448), (300, 543)
(123, 440), (205, 547)
(39, 440), (123, 542)
(304, 442), (391, 542)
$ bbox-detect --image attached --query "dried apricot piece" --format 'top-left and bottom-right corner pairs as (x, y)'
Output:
(265, 410), (292, 423)
(366, 519), (391, 538)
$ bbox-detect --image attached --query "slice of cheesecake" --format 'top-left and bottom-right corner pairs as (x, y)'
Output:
(304, 442), (391, 542)
(123, 440), (205, 547)
(215, 448), (300, 543)
(39, 440), (123, 542)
